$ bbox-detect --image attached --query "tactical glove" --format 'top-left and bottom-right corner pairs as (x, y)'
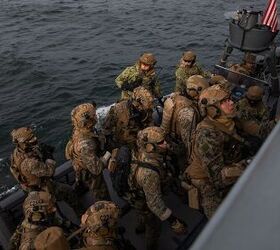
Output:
(101, 151), (111, 166)
(121, 80), (141, 91)
(167, 214), (188, 234)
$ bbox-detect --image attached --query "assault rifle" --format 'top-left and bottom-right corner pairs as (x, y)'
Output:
(39, 143), (55, 161)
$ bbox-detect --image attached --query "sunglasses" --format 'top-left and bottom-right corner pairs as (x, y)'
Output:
(157, 139), (165, 145)
(183, 60), (194, 63)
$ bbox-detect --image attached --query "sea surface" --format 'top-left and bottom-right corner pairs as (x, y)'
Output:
(0, 0), (269, 193)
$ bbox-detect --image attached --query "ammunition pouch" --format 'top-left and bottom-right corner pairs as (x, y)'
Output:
(183, 178), (206, 210)
(187, 184), (200, 210)
(221, 165), (244, 186)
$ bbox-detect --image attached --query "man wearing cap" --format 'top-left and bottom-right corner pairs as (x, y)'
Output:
(115, 52), (161, 100)
(229, 53), (256, 77)
(175, 51), (209, 93)
(236, 85), (274, 139)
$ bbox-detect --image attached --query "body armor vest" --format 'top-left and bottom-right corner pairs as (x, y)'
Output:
(114, 101), (148, 147)
(10, 148), (26, 184)
(187, 118), (243, 179)
(11, 148), (45, 188)
(71, 130), (99, 174)
(171, 95), (193, 138)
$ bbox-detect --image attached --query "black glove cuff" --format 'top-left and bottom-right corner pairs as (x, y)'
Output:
(167, 214), (176, 224)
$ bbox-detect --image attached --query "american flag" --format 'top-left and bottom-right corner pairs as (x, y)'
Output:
(262, 0), (279, 32)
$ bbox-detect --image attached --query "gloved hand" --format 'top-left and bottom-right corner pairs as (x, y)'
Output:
(45, 158), (56, 166)
(167, 215), (188, 235)
(101, 151), (111, 166)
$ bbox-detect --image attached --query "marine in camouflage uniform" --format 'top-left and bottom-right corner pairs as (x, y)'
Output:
(124, 127), (187, 250)
(102, 86), (154, 151)
(175, 51), (210, 93)
(115, 53), (161, 100)
(78, 201), (131, 250)
(229, 53), (256, 77)
(9, 191), (57, 250)
(185, 87), (248, 218)
(65, 103), (111, 201)
(161, 75), (209, 174)
(10, 127), (80, 215)
(236, 85), (275, 139)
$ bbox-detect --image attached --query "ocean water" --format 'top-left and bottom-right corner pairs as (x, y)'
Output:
(0, 0), (269, 191)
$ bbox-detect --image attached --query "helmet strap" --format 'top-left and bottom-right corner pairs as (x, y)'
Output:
(207, 105), (221, 118)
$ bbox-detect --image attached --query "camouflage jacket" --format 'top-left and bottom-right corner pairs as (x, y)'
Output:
(175, 63), (208, 93)
(10, 148), (55, 189)
(236, 98), (274, 138)
(9, 220), (46, 250)
(102, 100), (154, 150)
(236, 98), (270, 124)
(186, 118), (244, 190)
(115, 63), (161, 99)
(171, 94), (201, 153)
(127, 153), (172, 221)
(67, 129), (104, 182)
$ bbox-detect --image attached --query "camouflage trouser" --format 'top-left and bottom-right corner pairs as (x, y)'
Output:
(77, 170), (110, 201)
(88, 173), (110, 201)
(51, 181), (84, 216)
(130, 199), (161, 250)
(191, 179), (222, 219)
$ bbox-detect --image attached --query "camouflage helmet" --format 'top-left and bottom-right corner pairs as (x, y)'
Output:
(139, 53), (157, 66)
(11, 127), (35, 144)
(23, 191), (56, 223)
(137, 126), (165, 152)
(71, 103), (97, 129)
(185, 75), (209, 99)
(199, 86), (230, 118)
(182, 51), (196, 61)
(131, 86), (154, 111)
(34, 227), (69, 250)
(246, 85), (264, 101)
(81, 201), (119, 237)
(209, 74), (228, 86)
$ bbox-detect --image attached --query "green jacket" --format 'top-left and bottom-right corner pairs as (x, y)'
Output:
(115, 63), (161, 100)
(175, 63), (209, 93)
